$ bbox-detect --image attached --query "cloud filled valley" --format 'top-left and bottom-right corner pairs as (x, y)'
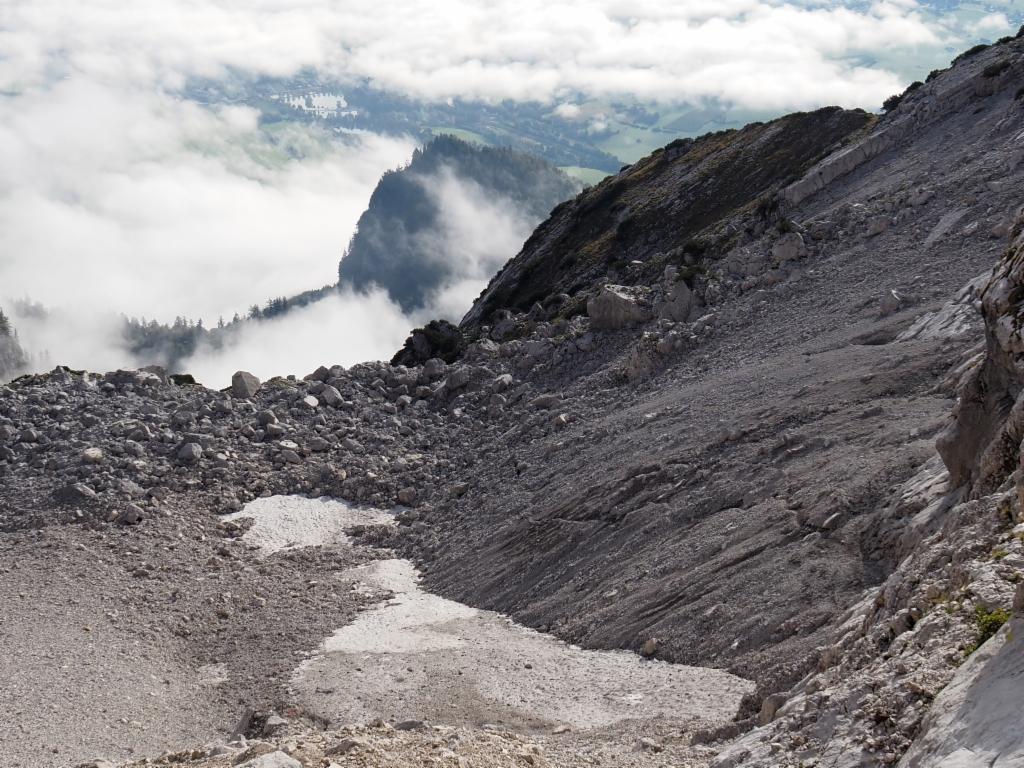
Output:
(1, 0), (1019, 384)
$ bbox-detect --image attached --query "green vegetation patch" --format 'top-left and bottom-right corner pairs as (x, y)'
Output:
(964, 605), (1012, 656)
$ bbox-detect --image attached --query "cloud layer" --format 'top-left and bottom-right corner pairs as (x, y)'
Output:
(181, 289), (416, 386)
(2, 0), (1016, 383)
(0, 80), (414, 322)
(1, 0), (993, 111)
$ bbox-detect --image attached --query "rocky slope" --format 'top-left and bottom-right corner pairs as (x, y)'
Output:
(422, 27), (1024, 697)
(2, 30), (1024, 768)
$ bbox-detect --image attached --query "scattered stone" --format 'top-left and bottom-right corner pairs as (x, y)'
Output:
(116, 504), (145, 526)
(178, 443), (203, 462)
(231, 371), (261, 399)
(235, 751), (301, 768)
(394, 719), (425, 731)
(81, 447), (104, 464)
(587, 285), (652, 330)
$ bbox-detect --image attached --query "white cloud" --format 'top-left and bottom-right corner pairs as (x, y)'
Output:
(5, 304), (132, 376)
(416, 167), (538, 311)
(971, 13), (1013, 34)
(2, 0), (963, 111)
(553, 103), (582, 120)
(181, 288), (414, 386)
(0, 80), (414, 322)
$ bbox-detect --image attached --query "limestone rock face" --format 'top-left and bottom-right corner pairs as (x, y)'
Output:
(937, 210), (1024, 493)
(898, 620), (1023, 768)
(587, 285), (653, 330)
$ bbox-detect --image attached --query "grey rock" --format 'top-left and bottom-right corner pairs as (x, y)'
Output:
(446, 367), (472, 391)
(394, 719), (425, 731)
(56, 482), (97, 502)
(116, 504), (145, 525)
(587, 285), (652, 330)
(531, 393), (561, 409)
(491, 374), (514, 393)
(178, 442), (203, 462)
(320, 385), (343, 406)
(235, 752), (301, 768)
(261, 714), (288, 736)
(304, 365), (330, 382)
(879, 289), (904, 317)
(422, 357), (447, 381)
(656, 279), (693, 322)
(758, 692), (787, 725)
(231, 370), (261, 399)
(771, 232), (806, 265)
(81, 447), (104, 464)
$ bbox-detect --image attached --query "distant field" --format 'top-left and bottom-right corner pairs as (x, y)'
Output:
(560, 166), (610, 186)
(427, 127), (491, 146)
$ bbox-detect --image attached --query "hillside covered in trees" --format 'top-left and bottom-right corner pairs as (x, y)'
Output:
(337, 135), (580, 311)
(0, 309), (28, 381)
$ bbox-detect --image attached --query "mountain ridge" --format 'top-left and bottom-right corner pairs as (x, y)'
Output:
(2, 30), (1024, 768)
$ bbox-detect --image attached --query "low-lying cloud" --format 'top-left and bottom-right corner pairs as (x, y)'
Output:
(2, 0), (1017, 384)
(181, 289), (417, 386)
(2, 0), (1003, 111)
(410, 168), (541, 320)
(0, 80), (414, 322)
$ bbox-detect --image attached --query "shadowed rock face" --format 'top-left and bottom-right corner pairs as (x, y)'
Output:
(938, 209), (1024, 494)
(462, 107), (874, 328)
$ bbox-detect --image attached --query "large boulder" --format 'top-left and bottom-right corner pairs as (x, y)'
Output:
(656, 273), (693, 322)
(392, 319), (466, 366)
(231, 370), (261, 398)
(587, 285), (653, 330)
(770, 232), (806, 265)
(898, 618), (1022, 768)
